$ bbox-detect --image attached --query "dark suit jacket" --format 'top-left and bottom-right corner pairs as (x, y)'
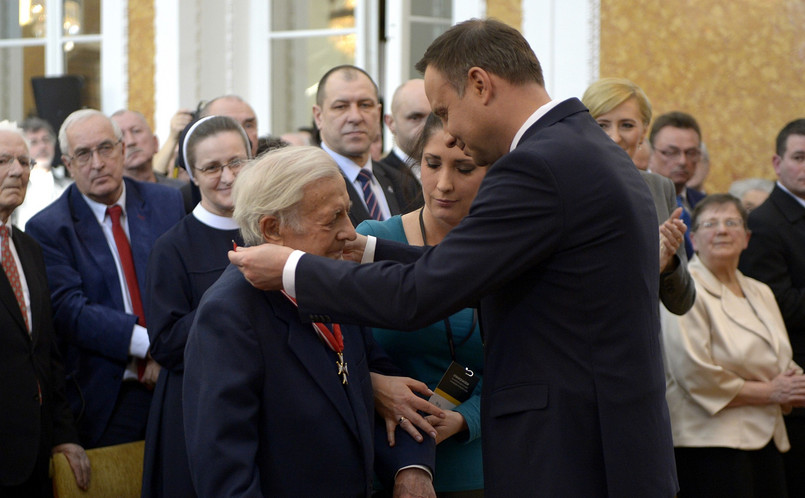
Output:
(740, 185), (805, 367)
(641, 171), (695, 315)
(25, 178), (184, 446)
(293, 99), (677, 496)
(183, 265), (434, 497)
(380, 151), (424, 213)
(0, 226), (78, 486)
(686, 187), (706, 209)
(340, 160), (403, 227)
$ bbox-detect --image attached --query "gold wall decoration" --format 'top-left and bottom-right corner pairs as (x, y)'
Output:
(127, 1), (155, 128)
(487, 0), (523, 31)
(601, 0), (805, 193)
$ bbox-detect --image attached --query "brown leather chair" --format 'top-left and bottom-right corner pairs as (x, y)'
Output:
(51, 440), (144, 498)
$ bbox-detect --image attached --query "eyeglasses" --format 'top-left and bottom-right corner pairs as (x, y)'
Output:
(696, 218), (744, 230)
(194, 158), (246, 177)
(656, 147), (702, 162)
(65, 140), (122, 167)
(0, 154), (36, 170)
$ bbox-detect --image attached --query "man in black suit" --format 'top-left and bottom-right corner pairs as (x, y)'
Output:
(381, 78), (429, 211)
(230, 19), (677, 496)
(313, 65), (409, 225)
(0, 123), (89, 497)
(739, 118), (805, 497)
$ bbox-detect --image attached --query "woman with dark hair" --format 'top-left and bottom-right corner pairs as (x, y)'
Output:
(357, 114), (486, 496)
(141, 115), (251, 497)
(665, 193), (805, 497)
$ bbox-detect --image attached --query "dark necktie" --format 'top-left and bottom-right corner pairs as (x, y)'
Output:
(107, 205), (147, 381)
(356, 168), (384, 221)
(676, 195), (694, 259)
(1, 226), (30, 333)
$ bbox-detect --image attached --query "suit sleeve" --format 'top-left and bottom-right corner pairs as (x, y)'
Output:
(657, 177), (695, 315)
(183, 291), (264, 498)
(296, 148), (563, 329)
(25, 221), (135, 361)
(740, 214), (805, 334)
(145, 232), (195, 371)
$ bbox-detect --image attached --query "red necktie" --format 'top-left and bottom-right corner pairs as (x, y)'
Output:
(1, 225), (30, 333)
(106, 205), (147, 381)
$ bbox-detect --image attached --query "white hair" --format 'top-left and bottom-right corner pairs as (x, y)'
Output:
(58, 109), (123, 153)
(233, 146), (344, 246)
(0, 120), (29, 148)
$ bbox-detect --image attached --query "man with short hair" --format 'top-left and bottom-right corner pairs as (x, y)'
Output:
(26, 109), (185, 448)
(111, 110), (184, 187)
(230, 19), (677, 496)
(0, 121), (89, 497)
(13, 117), (72, 229)
(381, 79), (429, 211)
(200, 95), (259, 156)
(314, 65), (408, 225)
(739, 118), (805, 497)
(649, 111), (705, 257)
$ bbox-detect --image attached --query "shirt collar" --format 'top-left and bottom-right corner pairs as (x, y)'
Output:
(510, 98), (566, 151)
(192, 203), (240, 230)
(321, 142), (373, 183)
(82, 182), (127, 224)
(776, 181), (805, 210)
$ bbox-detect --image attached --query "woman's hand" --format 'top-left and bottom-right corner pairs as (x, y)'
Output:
(370, 373), (445, 446)
(770, 369), (805, 406)
(659, 207), (686, 273)
(424, 410), (468, 444)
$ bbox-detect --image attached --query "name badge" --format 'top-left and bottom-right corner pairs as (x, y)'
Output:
(428, 361), (479, 410)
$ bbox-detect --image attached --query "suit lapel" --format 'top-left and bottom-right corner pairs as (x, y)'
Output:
(124, 179), (151, 294)
(371, 161), (400, 215)
(12, 230), (42, 343)
(69, 188), (126, 311)
(343, 174), (370, 226)
(268, 293), (363, 442)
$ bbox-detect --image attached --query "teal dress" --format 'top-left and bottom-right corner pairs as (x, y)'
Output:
(357, 215), (484, 492)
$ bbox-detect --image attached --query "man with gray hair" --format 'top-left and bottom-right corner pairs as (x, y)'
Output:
(26, 109), (184, 448)
(111, 110), (184, 188)
(184, 146), (435, 497)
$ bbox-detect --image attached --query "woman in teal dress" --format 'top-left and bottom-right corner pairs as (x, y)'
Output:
(358, 114), (486, 496)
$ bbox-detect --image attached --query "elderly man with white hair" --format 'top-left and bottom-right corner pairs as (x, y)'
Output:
(183, 145), (436, 497)
(0, 120), (89, 497)
(26, 109), (184, 449)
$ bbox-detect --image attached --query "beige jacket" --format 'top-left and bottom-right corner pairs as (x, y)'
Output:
(663, 257), (800, 451)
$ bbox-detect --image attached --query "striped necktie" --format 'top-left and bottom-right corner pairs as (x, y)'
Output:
(356, 168), (384, 221)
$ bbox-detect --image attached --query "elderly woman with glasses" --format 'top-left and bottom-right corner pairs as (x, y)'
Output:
(141, 115), (250, 498)
(182, 146), (435, 497)
(664, 193), (805, 497)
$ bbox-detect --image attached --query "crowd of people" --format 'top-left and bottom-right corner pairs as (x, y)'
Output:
(2, 17), (805, 498)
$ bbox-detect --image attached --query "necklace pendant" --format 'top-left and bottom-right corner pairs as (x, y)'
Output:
(336, 352), (349, 384)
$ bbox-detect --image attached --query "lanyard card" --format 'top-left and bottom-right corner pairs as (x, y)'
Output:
(428, 361), (479, 410)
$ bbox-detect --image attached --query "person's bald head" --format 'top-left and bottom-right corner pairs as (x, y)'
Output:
(385, 79), (430, 157)
(201, 95), (258, 156)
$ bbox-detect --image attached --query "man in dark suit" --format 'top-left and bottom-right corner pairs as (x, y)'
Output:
(230, 19), (677, 496)
(185, 145), (434, 497)
(0, 123), (89, 496)
(26, 110), (185, 449)
(313, 65), (410, 226)
(739, 118), (805, 497)
(648, 111), (706, 259)
(381, 78), (430, 212)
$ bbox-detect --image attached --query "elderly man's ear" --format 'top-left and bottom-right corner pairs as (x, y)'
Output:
(259, 215), (283, 244)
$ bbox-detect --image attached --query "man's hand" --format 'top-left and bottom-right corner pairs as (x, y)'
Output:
(393, 468), (435, 498)
(342, 233), (369, 263)
(53, 443), (91, 490)
(141, 355), (161, 388)
(228, 245), (294, 290)
(371, 373), (445, 446)
(424, 410), (467, 444)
